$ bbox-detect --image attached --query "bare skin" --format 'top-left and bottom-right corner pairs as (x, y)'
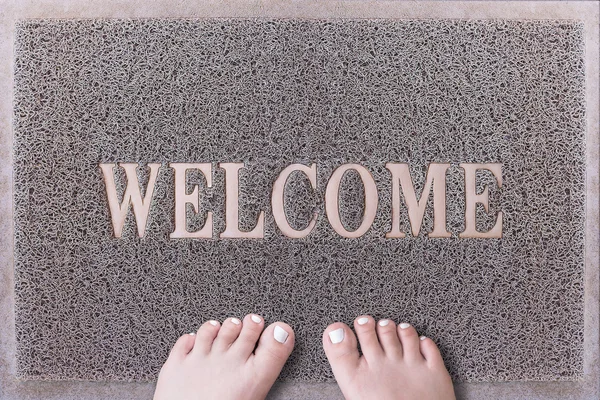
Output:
(323, 316), (456, 400)
(154, 314), (455, 400)
(153, 314), (294, 400)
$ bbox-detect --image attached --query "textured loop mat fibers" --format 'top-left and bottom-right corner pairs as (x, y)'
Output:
(13, 19), (585, 382)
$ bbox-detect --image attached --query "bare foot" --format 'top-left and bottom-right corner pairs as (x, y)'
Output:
(323, 316), (455, 400)
(154, 314), (295, 400)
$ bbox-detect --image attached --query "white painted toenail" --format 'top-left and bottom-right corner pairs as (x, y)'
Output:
(274, 325), (289, 343)
(420, 336), (427, 341)
(251, 315), (262, 323)
(189, 332), (196, 336)
(379, 319), (390, 326)
(399, 323), (411, 329)
(209, 320), (218, 326)
(357, 317), (369, 325)
(231, 318), (241, 325)
(329, 328), (345, 344)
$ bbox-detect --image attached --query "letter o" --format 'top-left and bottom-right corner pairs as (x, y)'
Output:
(325, 164), (379, 238)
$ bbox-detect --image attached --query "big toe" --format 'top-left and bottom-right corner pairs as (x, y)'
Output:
(252, 322), (295, 383)
(322, 322), (360, 384)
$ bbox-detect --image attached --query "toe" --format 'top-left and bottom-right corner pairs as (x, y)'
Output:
(168, 332), (197, 360)
(191, 320), (221, 355)
(322, 322), (360, 383)
(353, 315), (383, 363)
(252, 322), (295, 383)
(419, 335), (446, 369)
(230, 314), (265, 360)
(376, 319), (402, 359)
(397, 322), (423, 363)
(212, 317), (243, 352)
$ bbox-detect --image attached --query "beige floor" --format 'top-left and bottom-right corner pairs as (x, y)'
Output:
(1, 1), (598, 399)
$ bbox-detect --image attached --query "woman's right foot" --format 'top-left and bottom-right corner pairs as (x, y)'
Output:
(323, 316), (455, 400)
(154, 314), (294, 400)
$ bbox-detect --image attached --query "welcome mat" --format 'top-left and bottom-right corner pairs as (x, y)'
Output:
(13, 19), (585, 382)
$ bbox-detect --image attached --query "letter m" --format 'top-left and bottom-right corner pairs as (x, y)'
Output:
(385, 163), (451, 238)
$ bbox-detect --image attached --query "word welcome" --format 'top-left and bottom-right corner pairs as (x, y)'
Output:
(99, 162), (503, 239)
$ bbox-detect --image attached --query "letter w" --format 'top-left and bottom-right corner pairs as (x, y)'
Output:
(99, 163), (161, 238)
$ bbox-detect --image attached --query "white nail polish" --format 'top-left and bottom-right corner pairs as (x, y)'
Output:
(231, 318), (241, 325)
(420, 336), (427, 341)
(379, 319), (390, 326)
(329, 328), (345, 344)
(357, 317), (369, 326)
(274, 325), (289, 343)
(209, 320), (218, 326)
(189, 332), (196, 336)
(251, 315), (262, 323)
(399, 323), (411, 329)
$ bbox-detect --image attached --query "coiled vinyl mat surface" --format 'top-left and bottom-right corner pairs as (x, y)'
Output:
(13, 19), (585, 381)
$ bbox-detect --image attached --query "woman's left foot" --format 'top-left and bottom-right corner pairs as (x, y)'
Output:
(154, 314), (295, 400)
(322, 316), (455, 400)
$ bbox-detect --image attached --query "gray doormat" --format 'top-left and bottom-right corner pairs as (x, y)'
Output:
(13, 19), (585, 382)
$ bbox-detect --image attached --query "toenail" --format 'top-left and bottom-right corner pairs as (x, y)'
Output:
(420, 336), (427, 341)
(231, 318), (241, 325)
(379, 319), (390, 326)
(209, 320), (218, 326)
(329, 328), (345, 344)
(274, 325), (289, 343)
(399, 322), (411, 329)
(189, 332), (196, 336)
(251, 315), (262, 323)
(357, 317), (369, 325)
